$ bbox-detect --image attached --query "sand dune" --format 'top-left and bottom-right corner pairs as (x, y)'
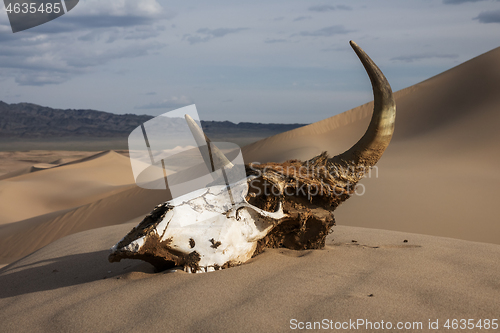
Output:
(0, 151), (136, 225)
(243, 45), (500, 244)
(0, 186), (170, 265)
(0, 150), (171, 264)
(0, 150), (103, 179)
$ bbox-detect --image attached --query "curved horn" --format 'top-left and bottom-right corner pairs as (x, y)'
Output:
(329, 41), (396, 175)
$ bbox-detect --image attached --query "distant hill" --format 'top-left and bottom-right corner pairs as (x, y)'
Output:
(0, 101), (152, 138)
(0, 101), (307, 140)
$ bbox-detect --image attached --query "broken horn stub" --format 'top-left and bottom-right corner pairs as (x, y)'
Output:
(184, 114), (234, 171)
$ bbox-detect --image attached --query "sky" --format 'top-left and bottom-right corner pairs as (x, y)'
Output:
(0, 0), (499, 124)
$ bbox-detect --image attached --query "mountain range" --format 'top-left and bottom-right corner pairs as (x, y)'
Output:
(0, 101), (306, 139)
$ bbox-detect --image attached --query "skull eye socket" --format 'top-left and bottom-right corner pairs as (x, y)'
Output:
(246, 179), (281, 213)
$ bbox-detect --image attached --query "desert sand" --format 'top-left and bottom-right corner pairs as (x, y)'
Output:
(1, 46), (499, 331)
(1, 224), (499, 332)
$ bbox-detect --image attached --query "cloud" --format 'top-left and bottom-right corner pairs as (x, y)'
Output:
(15, 72), (70, 86)
(66, 42), (165, 68)
(66, 15), (159, 29)
(308, 4), (352, 12)
(320, 46), (346, 52)
(77, 0), (164, 16)
(183, 35), (210, 44)
(183, 27), (248, 44)
(13, 0), (172, 34)
(390, 53), (459, 62)
(264, 38), (288, 44)
(78, 30), (102, 42)
(197, 27), (248, 38)
(293, 16), (312, 22)
(135, 96), (192, 109)
(0, 39), (85, 86)
(336, 5), (352, 10)
(0, 34), (166, 86)
(295, 25), (353, 37)
(78, 27), (162, 44)
(110, 25), (166, 43)
(308, 5), (336, 12)
(474, 9), (500, 23)
(442, 0), (486, 4)
(70, 0), (171, 28)
(0, 0), (171, 86)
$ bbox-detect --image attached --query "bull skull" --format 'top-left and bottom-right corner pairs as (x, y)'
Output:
(108, 41), (396, 273)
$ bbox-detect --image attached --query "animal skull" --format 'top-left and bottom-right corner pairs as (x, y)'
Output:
(108, 41), (396, 273)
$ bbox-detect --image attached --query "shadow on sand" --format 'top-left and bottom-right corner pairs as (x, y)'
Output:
(0, 249), (157, 298)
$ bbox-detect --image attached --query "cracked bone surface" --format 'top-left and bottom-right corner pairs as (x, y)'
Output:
(109, 41), (396, 273)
